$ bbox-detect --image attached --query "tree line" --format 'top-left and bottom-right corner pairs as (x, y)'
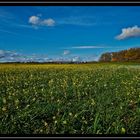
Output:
(99, 47), (140, 62)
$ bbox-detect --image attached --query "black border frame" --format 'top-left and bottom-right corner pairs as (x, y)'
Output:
(0, 0), (140, 139)
(0, 1), (140, 6)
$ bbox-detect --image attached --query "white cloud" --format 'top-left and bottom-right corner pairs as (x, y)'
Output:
(0, 50), (5, 58)
(0, 29), (18, 35)
(0, 50), (98, 63)
(116, 25), (140, 40)
(63, 50), (70, 55)
(72, 46), (105, 49)
(41, 18), (55, 26)
(57, 16), (96, 26)
(0, 50), (50, 63)
(29, 16), (40, 25)
(0, 50), (23, 62)
(72, 56), (81, 62)
(29, 15), (55, 27)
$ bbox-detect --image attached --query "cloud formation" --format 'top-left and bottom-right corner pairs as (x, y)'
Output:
(0, 50), (5, 58)
(29, 15), (55, 27)
(116, 25), (140, 40)
(0, 50), (23, 62)
(72, 56), (81, 62)
(0, 49), (99, 63)
(0, 50), (19, 58)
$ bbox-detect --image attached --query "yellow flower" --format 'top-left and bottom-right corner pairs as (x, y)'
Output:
(91, 99), (95, 105)
(84, 120), (87, 124)
(44, 122), (48, 126)
(26, 105), (30, 108)
(121, 127), (126, 134)
(63, 120), (67, 125)
(2, 107), (7, 112)
(3, 98), (6, 104)
(69, 112), (72, 116)
(74, 114), (78, 118)
(15, 99), (19, 105)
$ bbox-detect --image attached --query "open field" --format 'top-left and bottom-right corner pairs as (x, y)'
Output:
(0, 63), (140, 134)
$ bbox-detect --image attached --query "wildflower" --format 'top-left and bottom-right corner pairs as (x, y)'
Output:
(91, 99), (95, 105)
(104, 84), (107, 87)
(2, 107), (7, 112)
(26, 105), (30, 108)
(53, 116), (56, 120)
(69, 112), (72, 116)
(15, 99), (19, 105)
(3, 98), (6, 104)
(84, 121), (87, 124)
(63, 120), (67, 125)
(82, 117), (85, 120)
(121, 127), (126, 134)
(44, 122), (48, 126)
(112, 122), (115, 126)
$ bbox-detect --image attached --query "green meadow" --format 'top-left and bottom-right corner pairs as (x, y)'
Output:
(0, 63), (140, 134)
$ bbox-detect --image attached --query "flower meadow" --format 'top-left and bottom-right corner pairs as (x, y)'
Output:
(0, 63), (140, 134)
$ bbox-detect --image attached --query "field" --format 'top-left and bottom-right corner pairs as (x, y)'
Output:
(0, 63), (140, 134)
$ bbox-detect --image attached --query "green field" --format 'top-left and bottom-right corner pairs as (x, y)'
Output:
(0, 63), (140, 134)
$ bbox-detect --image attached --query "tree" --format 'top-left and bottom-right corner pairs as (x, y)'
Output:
(99, 47), (140, 62)
(99, 52), (112, 62)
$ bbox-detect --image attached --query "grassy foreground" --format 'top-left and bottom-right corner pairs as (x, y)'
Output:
(0, 63), (140, 134)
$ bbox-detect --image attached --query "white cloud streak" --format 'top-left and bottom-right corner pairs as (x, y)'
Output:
(71, 46), (107, 49)
(116, 25), (140, 40)
(0, 29), (19, 35)
(57, 15), (96, 26)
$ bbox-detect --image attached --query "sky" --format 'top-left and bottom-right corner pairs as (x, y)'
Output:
(0, 6), (140, 62)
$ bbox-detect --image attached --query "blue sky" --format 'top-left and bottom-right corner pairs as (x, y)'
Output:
(0, 6), (140, 62)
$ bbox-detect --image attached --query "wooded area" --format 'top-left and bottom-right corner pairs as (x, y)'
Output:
(99, 48), (140, 62)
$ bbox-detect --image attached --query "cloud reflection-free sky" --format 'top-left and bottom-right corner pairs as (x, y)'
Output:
(0, 6), (140, 62)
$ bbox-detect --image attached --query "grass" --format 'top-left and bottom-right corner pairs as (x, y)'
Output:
(0, 63), (140, 134)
